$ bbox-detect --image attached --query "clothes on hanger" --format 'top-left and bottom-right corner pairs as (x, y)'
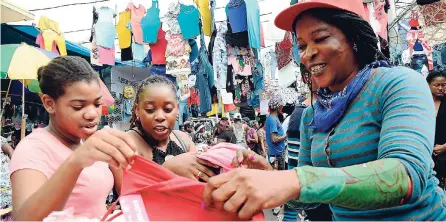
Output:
(164, 2), (182, 35)
(89, 7), (99, 43)
(225, 21), (249, 47)
(36, 33), (59, 55)
(213, 22), (228, 90)
(245, 0), (261, 49)
(165, 33), (191, 75)
(121, 46), (133, 61)
(149, 28), (168, 65)
(128, 2), (146, 44)
(275, 32), (293, 70)
(98, 46), (115, 66)
(226, 0), (248, 33)
(177, 4), (200, 39)
(95, 7), (116, 49)
(195, 0), (212, 36)
(116, 11), (132, 49)
(141, 0), (161, 44)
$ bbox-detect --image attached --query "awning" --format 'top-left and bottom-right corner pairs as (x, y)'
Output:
(1, 0), (34, 23)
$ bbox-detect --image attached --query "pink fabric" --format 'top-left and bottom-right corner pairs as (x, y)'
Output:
(260, 24), (265, 48)
(373, 0), (388, 40)
(98, 79), (115, 106)
(128, 3), (146, 44)
(36, 33), (60, 55)
(10, 129), (114, 219)
(228, 56), (252, 76)
(197, 143), (242, 173)
(98, 46), (115, 66)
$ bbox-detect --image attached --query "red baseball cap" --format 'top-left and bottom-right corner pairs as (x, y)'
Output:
(275, 0), (368, 32)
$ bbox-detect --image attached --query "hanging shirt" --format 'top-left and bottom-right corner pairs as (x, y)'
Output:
(95, 7), (116, 49)
(90, 33), (102, 66)
(244, 0), (261, 49)
(149, 28), (168, 65)
(141, 0), (161, 44)
(163, 2), (182, 35)
(128, 3), (146, 44)
(98, 46), (115, 66)
(177, 4), (200, 40)
(165, 33), (191, 75)
(275, 32), (293, 70)
(133, 41), (146, 62)
(36, 33), (59, 55)
(41, 30), (67, 56)
(37, 16), (62, 35)
(228, 56), (252, 76)
(264, 0), (288, 42)
(226, 0), (248, 33)
(116, 11), (131, 49)
(195, 0), (212, 36)
(213, 23), (228, 90)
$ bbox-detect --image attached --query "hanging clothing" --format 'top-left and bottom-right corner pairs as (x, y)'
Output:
(260, 24), (265, 47)
(36, 33), (59, 55)
(90, 34), (102, 66)
(177, 73), (191, 101)
(264, 0), (288, 42)
(41, 30), (67, 56)
(95, 7), (116, 49)
(89, 7), (99, 43)
(226, 0), (248, 33)
(121, 46), (133, 61)
(98, 46), (115, 66)
(213, 22), (228, 90)
(132, 41), (146, 62)
(198, 30), (215, 88)
(149, 28), (168, 65)
(245, 0), (261, 49)
(275, 32), (293, 70)
(225, 21), (249, 47)
(197, 64), (212, 114)
(228, 56), (252, 76)
(122, 98), (134, 122)
(233, 123), (247, 146)
(128, 3), (146, 44)
(165, 33), (191, 75)
(195, 0), (212, 36)
(234, 75), (253, 107)
(177, 4), (200, 40)
(141, 0), (161, 44)
(189, 39), (199, 63)
(37, 16), (62, 35)
(163, 2), (182, 35)
(116, 11), (132, 49)
(373, 0), (388, 40)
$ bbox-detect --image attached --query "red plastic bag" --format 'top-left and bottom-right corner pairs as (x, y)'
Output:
(102, 156), (265, 221)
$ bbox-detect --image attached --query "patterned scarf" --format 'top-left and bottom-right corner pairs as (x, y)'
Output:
(310, 61), (390, 132)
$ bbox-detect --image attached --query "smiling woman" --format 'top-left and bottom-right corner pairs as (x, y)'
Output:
(10, 56), (138, 220)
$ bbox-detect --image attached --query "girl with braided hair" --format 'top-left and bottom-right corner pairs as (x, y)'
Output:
(122, 75), (217, 183)
(10, 56), (137, 220)
(202, 0), (446, 220)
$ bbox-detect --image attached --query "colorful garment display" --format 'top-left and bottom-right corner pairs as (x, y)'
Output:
(90, 34), (102, 66)
(234, 75), (253, 106)
(116, 11), (131, 49)
(36, 33), (59, 55)
(141, 0), (161, 44)
(275, 32), (293, 70)
(165, 33), (191, 75)
(407, 29), (434, 70)
(41, 30), (67, 56)
(228, 56), (252, 76)
(98, 46), (115, 66)
(195, 0), (212, 36)
(177, 73), (190, 101)
(245, 0), (261, 49)
(128, 3), (146, 44)
(132, 41), (146, 62)
(95, 7), (116, 49)
(177, 4), (200, 40)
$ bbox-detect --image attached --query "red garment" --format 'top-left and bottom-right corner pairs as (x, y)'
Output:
(275, 32), (293, 70)
(103, 156), (265, 221)
(149, 27), (168, 65)
(188, 88), (200, 106)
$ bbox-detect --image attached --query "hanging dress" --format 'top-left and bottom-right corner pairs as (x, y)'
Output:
(128, 3), (146, 44)
(177, 4), (200, 40)
(95, 7), (116, 49)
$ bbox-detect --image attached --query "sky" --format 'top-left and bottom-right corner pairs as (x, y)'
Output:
(10, 0), (274, 51)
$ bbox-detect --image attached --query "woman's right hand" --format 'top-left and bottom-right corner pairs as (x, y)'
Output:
(233, 149), (273, 171)
(162, 152), (217, 181)
(70, 128), (138, 169)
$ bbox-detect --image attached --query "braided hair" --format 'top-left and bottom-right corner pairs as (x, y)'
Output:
(129, 75), (177, 128)
(37, 56), (99, 100)
(293, 8), (388, 91)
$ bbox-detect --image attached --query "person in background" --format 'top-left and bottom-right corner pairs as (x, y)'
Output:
(214, 117), (237, 144)
(10, 57), (137, 220)
(427, 70), (446, 188)
(192, 123), (209, 145)
(246, 120), (259, 153)
(266, 94), (287, 171)
(256, 115), (267, 157)
(232, 113), (250, 148)
(126, 76), (216, 182)
(184, 121), (195, 139)
(179, 125), (185, 132)
(1, 136), (13, 220)
(202, 0), (446, 220)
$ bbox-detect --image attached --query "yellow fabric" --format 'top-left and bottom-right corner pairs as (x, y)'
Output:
(8, 44), (51, 80)
(206, 103), (219, 116)
(42, 30), (67, 56)
(195, 0), (212, 36)
(37, 16), (62, 34)
(116, 11), (132, 49)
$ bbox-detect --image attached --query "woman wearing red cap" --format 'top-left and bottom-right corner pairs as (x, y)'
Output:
(203, 0), (446, 220)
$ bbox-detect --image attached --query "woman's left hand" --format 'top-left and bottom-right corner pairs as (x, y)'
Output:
(202, 168), (300, 220)
(162, 152), (218, 181)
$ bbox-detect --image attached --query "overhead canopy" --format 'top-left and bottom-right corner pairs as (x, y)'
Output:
(0, 0), (34, 23)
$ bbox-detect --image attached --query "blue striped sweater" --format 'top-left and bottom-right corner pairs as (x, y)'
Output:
(299, 66), (446, 220)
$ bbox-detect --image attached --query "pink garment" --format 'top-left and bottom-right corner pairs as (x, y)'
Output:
(98, 78), (115, 106)
(197, 143), (243, 173)
(128, 3), (146, 44)
(373, 0), (388, 40)
(98, 46), (115, 66)
(10, 129), (114, 219)
(36, 33), (60, 55)
(229, 56), (252, 76)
